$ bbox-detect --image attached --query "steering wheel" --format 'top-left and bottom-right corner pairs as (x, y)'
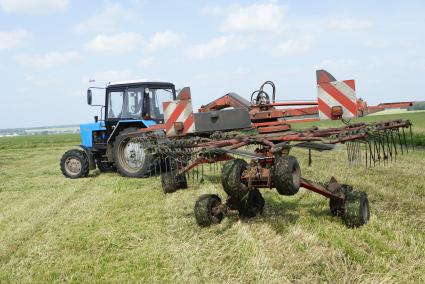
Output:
(250, 90), (270, 105)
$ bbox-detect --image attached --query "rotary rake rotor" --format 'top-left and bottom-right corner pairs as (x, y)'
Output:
(143, 118), (413, 228)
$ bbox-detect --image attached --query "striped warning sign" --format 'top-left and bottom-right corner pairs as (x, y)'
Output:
(163, 98), (195, 137)
(316, 70), (357, 120)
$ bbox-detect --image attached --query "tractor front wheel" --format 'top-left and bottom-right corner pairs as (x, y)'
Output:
(194, 194), (224, 227)
(60, 149), (89, 179)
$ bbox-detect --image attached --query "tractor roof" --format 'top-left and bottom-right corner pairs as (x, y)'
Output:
(107, 80), (175, 88)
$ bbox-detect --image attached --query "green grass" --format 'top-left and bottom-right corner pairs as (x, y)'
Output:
(1, 113), (425, 283)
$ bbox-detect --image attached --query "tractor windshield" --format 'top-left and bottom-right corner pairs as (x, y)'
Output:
(108, 87), (144, 119)
(107, 86), (174, 121)
(146, 88), (174, 120)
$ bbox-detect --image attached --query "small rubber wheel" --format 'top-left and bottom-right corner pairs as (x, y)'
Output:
(161, 171), (187, 193)
(194, 194), (224, 227)
(60, 149), (89, 179)
(272, 155), (301, 196)
(342, 191), (370, 228)
(221, 159), (249, 199)
(238, 189), (265, 218)
(329, 184), (352, 216)
(177, 174), (188, 189)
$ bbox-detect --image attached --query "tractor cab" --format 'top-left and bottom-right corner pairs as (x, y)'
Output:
(85, 81), (176, 146)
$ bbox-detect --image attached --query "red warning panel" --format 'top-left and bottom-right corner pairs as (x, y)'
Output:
(163, 89), (196, 137)
(316, 70), (357, 120)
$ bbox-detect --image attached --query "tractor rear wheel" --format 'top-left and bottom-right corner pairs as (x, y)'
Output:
(60, 149), (89, 179)
(194, 194), (224, 227)
(342, 191), (370, 228)
(221, 159), (249, 199)
(113, 128), (153, 178)
(238, 189), (265, 218)
(272, 155), (301, 196)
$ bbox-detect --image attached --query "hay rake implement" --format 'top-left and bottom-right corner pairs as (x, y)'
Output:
(138, 117), (412, 228)
(113, 76), (415, 228)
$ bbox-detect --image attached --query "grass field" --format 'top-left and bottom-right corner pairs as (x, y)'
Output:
(1, 112), (424, 283)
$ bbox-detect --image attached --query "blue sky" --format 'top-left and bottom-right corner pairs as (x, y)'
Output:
(0, 0), (424, 129)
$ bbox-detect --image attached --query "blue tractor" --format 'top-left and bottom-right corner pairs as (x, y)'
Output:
(60, 81), (176, 179)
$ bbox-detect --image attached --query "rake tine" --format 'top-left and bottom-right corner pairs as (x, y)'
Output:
(386, 131), (393, 162)
(365, 142), (368, 168)
(369, 140), (374, 167)
(374, 136), (380, 165)
(308, 149), (312, 166)
(391, 130), (397, 161)
(409, 124), (414, 151)
(397, 128), (404, 155)
(346, 142), (350, 162)
(402, 128), (408, 153)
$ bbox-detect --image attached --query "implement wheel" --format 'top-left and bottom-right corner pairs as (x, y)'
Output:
(342, 191), (370, 228)
(113, 128), (153, 178)
(272, 155), (301, 196)
(60, 149), (89, 179)
(238, 189), (265, 218)
(221, 159), (249, 199)
(194, 194), (224, 227)
(161, 170), (187, 194)
(329, 184), (352, 216)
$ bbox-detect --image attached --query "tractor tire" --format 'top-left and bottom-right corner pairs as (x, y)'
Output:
(238, 189), (265, 218)
(60, 149), (89, 179)
(113, 128), (153, 178)
(194, 194), (224, 227)
(329, 184), (352, 216)
(342, 191), (370, 228)
(221, 159), (249, 200)
(160, 170), (188, 194)
(272, 155), (301, 196)
(96, 160), (116, 172)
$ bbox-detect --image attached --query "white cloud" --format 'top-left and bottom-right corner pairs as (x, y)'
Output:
(0, 30), (29, 50)
(0, 0), (68, 14)
(316, 58), (359, 74)
(85, 33), (144, 54)
(144, 31), (182, 53)
(138, 57), (156, 68)
(74, 3), (134, 33)
(327, 19), (373, 31)
(188, 35), (250, 60)
(16, 50), (80, 68)
(220, 2), (287, 33)
(25, 75), (61, 87)
(82, 69), (133, 85)
(272, 39), (312, 56)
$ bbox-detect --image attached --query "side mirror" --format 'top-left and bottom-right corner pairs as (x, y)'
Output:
(87, 89), (93, 105)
